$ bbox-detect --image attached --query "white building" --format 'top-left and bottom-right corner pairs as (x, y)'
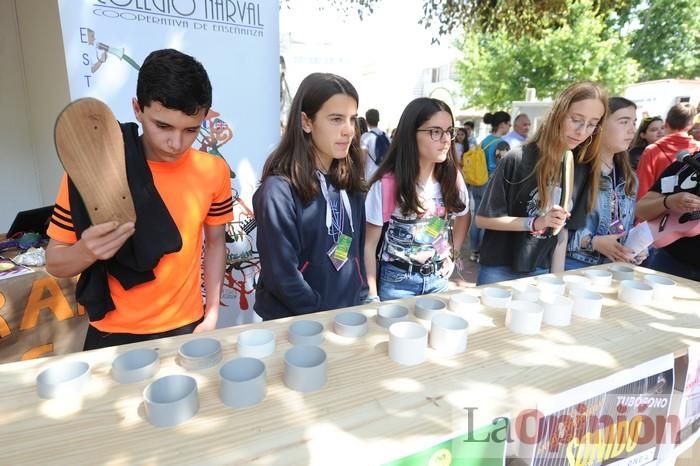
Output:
(624, 79), (700, 121)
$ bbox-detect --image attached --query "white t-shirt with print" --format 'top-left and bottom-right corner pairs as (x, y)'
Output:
(366, 178), (469, 264)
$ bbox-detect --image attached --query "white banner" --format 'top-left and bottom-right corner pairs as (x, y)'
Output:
(56, 0), (280, 326)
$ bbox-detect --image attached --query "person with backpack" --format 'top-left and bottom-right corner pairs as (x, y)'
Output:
(475, 81), (606, 285)
(462, 111), (511, 262)
(253, 73), (368, 320)
(360, 108), (391, 180)
(364, 98), (470, 302)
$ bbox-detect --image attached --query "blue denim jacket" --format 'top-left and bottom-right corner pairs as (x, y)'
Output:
(567, 164), (638, 265)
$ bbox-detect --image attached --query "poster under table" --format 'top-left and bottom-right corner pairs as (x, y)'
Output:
(519, 354), (674, 466)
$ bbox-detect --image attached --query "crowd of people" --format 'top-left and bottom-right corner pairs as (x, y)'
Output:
(44, 49), (700, 349)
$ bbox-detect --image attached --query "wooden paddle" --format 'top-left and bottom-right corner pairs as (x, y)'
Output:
(553, 150), (574, 236)
(54, 97), (136, 225)
(550, 150), (574, 272)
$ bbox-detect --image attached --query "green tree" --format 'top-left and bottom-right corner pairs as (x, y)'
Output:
(314, 0), (636, 38)
(628, 0), (700, 81)
(456, 0), (639, 109)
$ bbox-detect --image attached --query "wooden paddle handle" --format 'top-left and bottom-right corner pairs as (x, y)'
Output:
(54, 98), (136, 225)
(552, 150), (574, 236)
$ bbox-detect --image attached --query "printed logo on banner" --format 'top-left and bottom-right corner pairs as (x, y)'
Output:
(527, 367), (674, 466)
(90, 0), (265, 35)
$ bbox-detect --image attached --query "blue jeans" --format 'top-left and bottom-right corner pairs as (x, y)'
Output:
(565, 256), (589, 271)
(468, 183), (488, 252)
(477, 264), (549, 285)
(378, 262), (449, 301)
(646, 248), (700, 282)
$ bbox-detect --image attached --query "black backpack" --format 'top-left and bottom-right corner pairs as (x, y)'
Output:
(370, 129), (391, 165)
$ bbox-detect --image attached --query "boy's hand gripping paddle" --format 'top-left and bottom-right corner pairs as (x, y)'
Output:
(54, 97), (136, 225)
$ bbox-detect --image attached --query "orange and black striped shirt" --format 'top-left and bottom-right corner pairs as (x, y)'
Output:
(48, 148), (234, 333)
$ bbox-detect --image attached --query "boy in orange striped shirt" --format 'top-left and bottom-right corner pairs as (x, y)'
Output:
(46, 49), (233, 350)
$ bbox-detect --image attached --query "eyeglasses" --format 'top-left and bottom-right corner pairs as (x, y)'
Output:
(642, 116), (662, 123)
(416, 127), (456, 141)
(567, 116), (600, 134)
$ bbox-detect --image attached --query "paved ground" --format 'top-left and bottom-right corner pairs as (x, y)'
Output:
(448, 241), (478, 289)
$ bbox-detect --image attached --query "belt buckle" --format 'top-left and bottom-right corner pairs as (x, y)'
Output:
(419, 263), (434, 276)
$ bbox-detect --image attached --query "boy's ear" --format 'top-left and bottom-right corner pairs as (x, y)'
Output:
(301, 112), (312, 134)
(132, 97), (143, 123)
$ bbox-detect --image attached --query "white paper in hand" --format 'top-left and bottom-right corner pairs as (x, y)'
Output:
(624, 221), (654, 255)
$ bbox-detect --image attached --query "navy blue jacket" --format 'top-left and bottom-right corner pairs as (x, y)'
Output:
(253, 175), (368, 320)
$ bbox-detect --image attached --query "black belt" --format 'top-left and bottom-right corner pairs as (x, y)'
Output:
(388, 259), (446, 276)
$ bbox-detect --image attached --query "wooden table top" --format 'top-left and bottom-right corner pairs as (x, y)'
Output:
(1, 264), (699, 465)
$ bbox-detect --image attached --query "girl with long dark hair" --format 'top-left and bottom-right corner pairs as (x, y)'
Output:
(364, 98), (470, 301)
(253, 73), (367, 319)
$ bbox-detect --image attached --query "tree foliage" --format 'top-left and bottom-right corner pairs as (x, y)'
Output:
(455, 0), (639, 108)
(288, 0), (700, 107)
(313, 0), (636, 38)
(628, 0), (700, 81)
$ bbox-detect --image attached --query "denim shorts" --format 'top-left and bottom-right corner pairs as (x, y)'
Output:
(378, 261), (449, 301)
(477, 264), (549, 286)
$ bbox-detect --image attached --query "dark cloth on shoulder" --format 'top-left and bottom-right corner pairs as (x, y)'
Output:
(68, 122), (182, 322)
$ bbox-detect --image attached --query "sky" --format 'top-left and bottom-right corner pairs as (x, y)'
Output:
(279, 0), (461, 129)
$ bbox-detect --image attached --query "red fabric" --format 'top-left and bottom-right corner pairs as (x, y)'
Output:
(636, 133), (700, 200)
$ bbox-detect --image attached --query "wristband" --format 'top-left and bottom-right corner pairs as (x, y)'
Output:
(663, 193), (671, 210)
(585, 235), (596, 252)
(528, 216), (537, 232)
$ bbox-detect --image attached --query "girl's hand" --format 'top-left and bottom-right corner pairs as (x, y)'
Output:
(534, 205), (570, 231)
(633, 249), (649, 265)
(440, 257), (456, 278)
(591, 234), (635, 263)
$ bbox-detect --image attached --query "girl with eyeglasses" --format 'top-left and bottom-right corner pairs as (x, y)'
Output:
(253, 73), (368, 320)
(364, 98), (470, 301)
(475, 82), (607, 285)
(629, 116), (664, 170)
(566, 97), (647, 269)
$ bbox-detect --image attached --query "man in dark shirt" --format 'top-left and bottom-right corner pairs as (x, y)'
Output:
(636, 151), (700, 281)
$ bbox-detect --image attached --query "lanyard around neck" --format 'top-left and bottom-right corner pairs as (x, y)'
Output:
(315, 170), (354, 234)
(608, 164), (621, 221)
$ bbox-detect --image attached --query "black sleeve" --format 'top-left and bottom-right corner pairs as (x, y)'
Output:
(254, 177), (322, 313)
(649, 162), (683, 193)
(477, 151), (520, 218)
(567, 163), (593, 230)
(356, 193), (369, 300)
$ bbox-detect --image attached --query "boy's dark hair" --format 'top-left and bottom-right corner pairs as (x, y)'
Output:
(665, 103), (696, 131)
(365, 108), (380, 127)
(136, 49), (212, 115)
(464, 121), (475, 129)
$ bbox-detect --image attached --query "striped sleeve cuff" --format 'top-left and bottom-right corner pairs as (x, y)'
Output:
(50, 203), (74, 232)
(207, 197), (233, 217)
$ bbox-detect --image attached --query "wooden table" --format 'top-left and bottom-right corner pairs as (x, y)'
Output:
(1, 264), (699, 465)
